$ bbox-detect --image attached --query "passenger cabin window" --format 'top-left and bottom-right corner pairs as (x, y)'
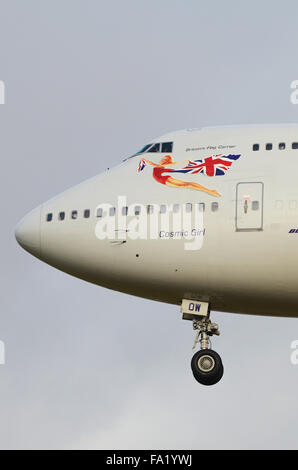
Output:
(46, 213), (53, 222)
(71, 211), (78, 220)
(252, 201), (259, 211)
(198, 202), (205, 212)
(134, 205), (141, 216)
(279, 143), (286, 150)
(96, 208), (103, 218)
(160, 204), (167, 214)
(186, 203), (192, 213)
(84, 209), (90, 218)
(122, 206), (128, 216)
(59, 212), (65, 221)
(292, 143), (298, 149)
(173, 204), (180, 213)
(109, 207), (116, 216)
(266, 143), (273, 150)
(211, 202), (219, 212)
(252, 144), (259, 151)
(147, 205), (154, 214)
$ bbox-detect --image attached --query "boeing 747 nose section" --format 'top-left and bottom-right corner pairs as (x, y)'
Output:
(16, 124), (298, 386)
(15, 206), (42, 259)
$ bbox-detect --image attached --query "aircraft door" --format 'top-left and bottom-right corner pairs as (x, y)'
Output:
(236, 182), (264, 231)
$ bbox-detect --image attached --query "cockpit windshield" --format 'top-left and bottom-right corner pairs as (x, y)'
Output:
(134, 141), (173, 156)
(123, 141), (174, 162)
(135, 144), (152, 155)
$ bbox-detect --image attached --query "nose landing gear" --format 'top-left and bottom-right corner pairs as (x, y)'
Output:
(181, 299), (224, 386)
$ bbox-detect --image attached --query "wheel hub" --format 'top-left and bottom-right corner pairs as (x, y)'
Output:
(198, 355), (215, 372)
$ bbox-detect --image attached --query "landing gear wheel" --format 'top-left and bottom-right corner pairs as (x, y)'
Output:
(191, 349), (224, 386)
(181, 302), (223, 385)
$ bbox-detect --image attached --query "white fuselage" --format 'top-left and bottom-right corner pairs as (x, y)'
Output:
(16, 125), (298, 317)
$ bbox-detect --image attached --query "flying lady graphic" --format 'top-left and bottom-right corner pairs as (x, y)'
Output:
(138, 154), (241, 197)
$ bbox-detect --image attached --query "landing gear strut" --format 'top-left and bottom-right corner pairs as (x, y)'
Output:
(181, 299), (224, 386)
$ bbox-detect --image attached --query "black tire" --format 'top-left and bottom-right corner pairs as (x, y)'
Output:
(191, 349), (224, 386)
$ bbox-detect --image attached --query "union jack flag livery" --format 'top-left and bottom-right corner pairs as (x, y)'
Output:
(138, 158), (146, 172)
(175, 154), (241, 177)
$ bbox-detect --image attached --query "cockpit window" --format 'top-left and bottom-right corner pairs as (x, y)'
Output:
(148, 143), (160, 153)
(161, 142), (173, 153)
(135, 144), (152, 155)
(127, 141), (173, 160)
(138, 141), (172, 154)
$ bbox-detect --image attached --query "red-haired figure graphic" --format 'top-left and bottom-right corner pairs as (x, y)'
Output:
(140, 155), (221, 197)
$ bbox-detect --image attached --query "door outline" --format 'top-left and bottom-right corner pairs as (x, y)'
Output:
(235, 182), (264, 232)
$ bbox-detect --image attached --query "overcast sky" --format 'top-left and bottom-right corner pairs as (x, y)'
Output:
(1, 0), (298, 450)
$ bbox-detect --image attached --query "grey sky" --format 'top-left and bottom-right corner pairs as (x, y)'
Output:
(1, 0), (298, 449)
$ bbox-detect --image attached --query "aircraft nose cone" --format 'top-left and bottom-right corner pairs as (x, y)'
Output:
(15, 206), (42, 258)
